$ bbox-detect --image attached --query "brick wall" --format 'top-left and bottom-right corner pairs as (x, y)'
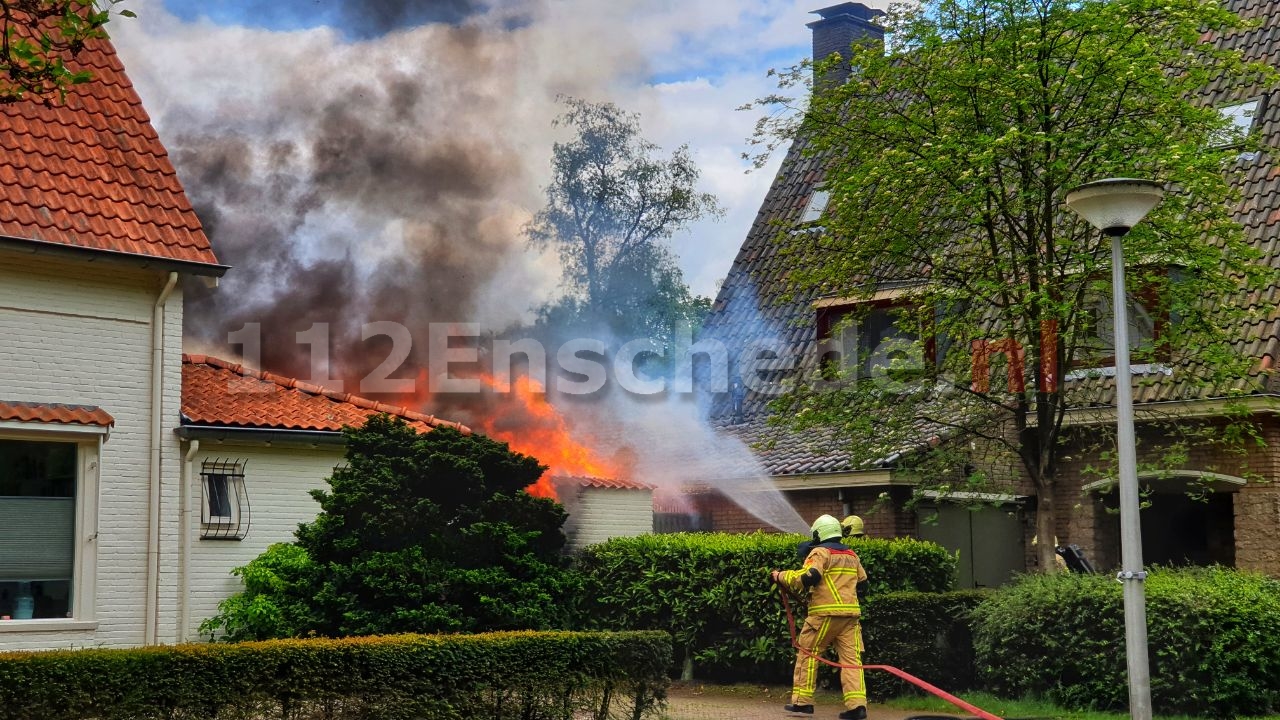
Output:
(0, 252), (185, 650)
(184, 443), (340, 640)
(1051, 417), (1279, 574)
(696, 485), (915, 539)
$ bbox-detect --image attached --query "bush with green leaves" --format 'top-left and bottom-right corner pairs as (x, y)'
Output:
(574, 532), (956, 681)
(0, 630), (670, 720)
(971, 567), (1280, 717)
(202, 415), (582, 640)
(860, 590), (988, 698)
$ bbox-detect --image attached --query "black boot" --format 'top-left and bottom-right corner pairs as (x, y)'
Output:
(837, 707), (867, 720)
(783, 704), (814, 714)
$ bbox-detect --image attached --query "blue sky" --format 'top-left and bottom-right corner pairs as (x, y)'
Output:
(113, 0), (878, 315)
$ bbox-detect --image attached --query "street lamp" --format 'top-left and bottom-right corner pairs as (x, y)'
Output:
(1064, 178), (1164, 720)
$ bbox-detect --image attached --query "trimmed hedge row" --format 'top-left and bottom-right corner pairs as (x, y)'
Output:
(574, 532), (956, 681)
(861, 590), (988, 699)
(972, 567), (1280, 717)
(0, 630), (670, 720)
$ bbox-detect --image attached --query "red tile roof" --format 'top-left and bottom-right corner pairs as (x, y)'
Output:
(553, 475), (655, 491)
(0, 38), (221, 269)
(0, 400), (114, 427)
(181, 355), (469, 434)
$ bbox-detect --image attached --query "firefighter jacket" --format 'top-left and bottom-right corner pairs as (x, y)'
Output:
(779, 541), (868, 617)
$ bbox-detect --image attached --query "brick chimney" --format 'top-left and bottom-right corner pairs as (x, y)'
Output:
(807, 2), (885, 86)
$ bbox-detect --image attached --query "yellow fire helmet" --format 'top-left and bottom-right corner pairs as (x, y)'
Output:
(810, 514), (843, 542)
(842, 515), (865, 538)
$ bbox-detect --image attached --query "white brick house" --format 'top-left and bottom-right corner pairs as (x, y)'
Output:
(0, 36), (225, 650)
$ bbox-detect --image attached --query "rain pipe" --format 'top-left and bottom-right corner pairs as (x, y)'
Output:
(145, 271), (178, 646)
(178, 438), (199, 643)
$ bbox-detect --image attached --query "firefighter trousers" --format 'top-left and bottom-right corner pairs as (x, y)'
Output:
(790, 614), (866, 710)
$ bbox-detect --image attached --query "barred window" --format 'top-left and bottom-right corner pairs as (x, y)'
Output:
(200, 459), (250, 541)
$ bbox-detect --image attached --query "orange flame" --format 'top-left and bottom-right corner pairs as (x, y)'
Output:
(370, 369), (619, 501)
(471, 374), (619, 499)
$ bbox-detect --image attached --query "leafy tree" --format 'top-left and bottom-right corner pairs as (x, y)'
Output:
(751, 0), (1277, 570)
(202, 415), (582, 640)
(0, 1), (131, 104)
(527, 97), (720, 349)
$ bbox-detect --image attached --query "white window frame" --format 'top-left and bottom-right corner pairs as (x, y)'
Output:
(0, 423), (103, 632)
(202, 473), (234, 526)
(199, 459), (249, 540)
(1212, 97), (1262, 149)
(799, 188), (830, 224)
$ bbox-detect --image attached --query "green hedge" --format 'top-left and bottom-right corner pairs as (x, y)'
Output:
(0, 630), (670, 720)
(861, 590), (988, 699)
(574, 532), (956, 682)
(971, 567), (1280, 717)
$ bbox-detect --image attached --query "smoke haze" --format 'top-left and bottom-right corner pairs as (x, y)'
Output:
(108, 0), (821, 530)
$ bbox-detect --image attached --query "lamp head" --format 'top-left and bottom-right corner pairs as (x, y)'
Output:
(1064, 178), (1165, 236)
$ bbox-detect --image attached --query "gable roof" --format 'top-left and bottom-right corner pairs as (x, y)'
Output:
(0, 38), (222, 272)
(181, 355), (469, 435)
(704, 0), (1280, 476)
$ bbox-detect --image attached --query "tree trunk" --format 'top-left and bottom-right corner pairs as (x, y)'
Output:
(1035, 482), (1058, 572)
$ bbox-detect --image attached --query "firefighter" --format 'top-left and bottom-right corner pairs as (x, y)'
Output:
(771, 514), (870, 720)
(841, 515), (865, 539)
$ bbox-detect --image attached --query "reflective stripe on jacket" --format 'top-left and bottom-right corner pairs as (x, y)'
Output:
(780, 543), (868, 617)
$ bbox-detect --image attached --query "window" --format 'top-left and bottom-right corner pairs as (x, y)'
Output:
(799, 188), (830, 224)
(819, 303), (927, 382)
(1212, 98), (1262, 149)
(201, 460), (250, 541)
(0, 440), (77, 620)
(1083, 292), (1157, 356)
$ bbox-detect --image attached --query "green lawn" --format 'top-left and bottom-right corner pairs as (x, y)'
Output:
(883, 691), (1280, 720)
(665, 684), (1280, 720)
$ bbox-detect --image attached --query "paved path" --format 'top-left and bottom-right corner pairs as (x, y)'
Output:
(663, 684), (968, 720)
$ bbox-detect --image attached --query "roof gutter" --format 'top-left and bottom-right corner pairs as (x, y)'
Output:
(1048, 393), (1280, 427)
(0, 234), (230, 278)
(175, 424), (348, 446)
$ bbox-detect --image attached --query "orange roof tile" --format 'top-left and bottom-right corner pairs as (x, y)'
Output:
(181, 355), (469, 434)
(0, 400), (114, 427)
(552, 475), (655, 491)
(0, 38), (220, 269)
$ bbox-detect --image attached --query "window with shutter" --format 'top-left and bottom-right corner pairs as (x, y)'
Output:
(0, 440), (77, 620)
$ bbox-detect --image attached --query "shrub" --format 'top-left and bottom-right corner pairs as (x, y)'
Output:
(0, 630), (670, 720)
(574, 532), (956, 681)
(971, 567), (1280, 717)
(203, 415), (584, 640)
(860, 590), (988, 699)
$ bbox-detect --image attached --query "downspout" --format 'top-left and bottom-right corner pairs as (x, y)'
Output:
(145, 272), (178, 646)
(178, 439), (199, 643)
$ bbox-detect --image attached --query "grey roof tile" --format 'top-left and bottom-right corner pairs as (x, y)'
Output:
(707, 0), (1280, 474)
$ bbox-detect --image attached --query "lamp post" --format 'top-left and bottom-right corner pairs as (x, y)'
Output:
(1064, 178), (1165, 720)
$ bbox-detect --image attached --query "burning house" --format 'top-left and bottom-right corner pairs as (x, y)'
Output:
(0, 34), (654, 651)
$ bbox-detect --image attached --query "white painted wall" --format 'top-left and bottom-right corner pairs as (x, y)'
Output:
(565, 488), (654, 551)
(0, 250), (185, 651)
(183, 442), (339, 641)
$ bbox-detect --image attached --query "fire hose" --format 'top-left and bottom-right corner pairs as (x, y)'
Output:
(777, 585), (1003, 720)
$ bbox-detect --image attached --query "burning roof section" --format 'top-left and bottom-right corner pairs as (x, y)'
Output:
(552, 475), (655, 491)
(181, 354), (469, 434)
(703, 0), (1280, 475)
(0, 38), (221, 270)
